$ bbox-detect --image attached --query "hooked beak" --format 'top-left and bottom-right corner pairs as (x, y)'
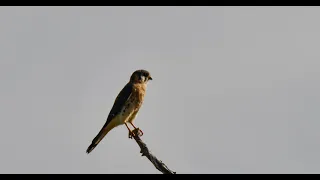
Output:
(148, 76), (153, 80)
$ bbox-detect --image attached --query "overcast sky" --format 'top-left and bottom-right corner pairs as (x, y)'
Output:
(1, 6), (320, 174)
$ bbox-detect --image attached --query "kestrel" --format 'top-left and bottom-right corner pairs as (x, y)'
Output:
(86, 69), (153, 154)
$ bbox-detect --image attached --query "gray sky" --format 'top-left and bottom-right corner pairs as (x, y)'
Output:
(1, 6), (320, 174)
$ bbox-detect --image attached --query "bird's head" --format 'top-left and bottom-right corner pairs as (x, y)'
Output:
(130, 69), (153, 84)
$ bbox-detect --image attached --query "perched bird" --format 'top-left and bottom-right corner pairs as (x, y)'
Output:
(86, 69), (153, 154)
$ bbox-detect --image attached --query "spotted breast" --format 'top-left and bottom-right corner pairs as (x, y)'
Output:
(119, 83), (146, 125)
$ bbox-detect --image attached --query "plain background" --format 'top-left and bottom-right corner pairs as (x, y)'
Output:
(1, 6), (320, 174)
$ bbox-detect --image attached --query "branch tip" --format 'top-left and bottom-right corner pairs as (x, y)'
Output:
(130, 129), (176, 174)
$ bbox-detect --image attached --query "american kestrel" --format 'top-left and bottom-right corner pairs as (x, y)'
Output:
(86, 69), (153, 154)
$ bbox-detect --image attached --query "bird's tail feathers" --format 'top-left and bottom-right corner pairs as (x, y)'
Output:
(86, 142), (99, 154)
(86, 131), (106, 154)
(86, 121), (117, 154)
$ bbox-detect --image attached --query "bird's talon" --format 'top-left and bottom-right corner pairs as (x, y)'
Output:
(134, 128), (143, 137)
(139, 129), (144, 136)
(128, 132), (133, 139)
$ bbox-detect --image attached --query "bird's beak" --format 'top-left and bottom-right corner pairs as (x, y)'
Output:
(149, 76), (153, 80)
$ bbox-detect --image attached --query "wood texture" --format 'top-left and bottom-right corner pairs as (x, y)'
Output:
(131, 128), (176, 174)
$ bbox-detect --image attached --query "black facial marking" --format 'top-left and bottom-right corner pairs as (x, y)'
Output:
(130, 69), (151, 82)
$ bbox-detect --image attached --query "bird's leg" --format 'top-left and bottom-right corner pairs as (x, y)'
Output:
(125, 123), (134, 139)
(129, 122), (143, 136)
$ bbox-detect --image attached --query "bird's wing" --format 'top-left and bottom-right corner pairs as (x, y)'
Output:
(86, 82), (133, 153)
(105, 82), (133, 126)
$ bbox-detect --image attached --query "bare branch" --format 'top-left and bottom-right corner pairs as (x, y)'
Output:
(131, 128), (176, 174)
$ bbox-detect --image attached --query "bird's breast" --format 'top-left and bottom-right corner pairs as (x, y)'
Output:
(132, 85), (146, 106)
(119, 85), (146, 123)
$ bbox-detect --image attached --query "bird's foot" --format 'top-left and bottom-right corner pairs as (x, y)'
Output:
(138, 129), (144, 137)
(128, 131), (135, 139)
(133, 128), (143, 137)
(128, 128), (144, 138)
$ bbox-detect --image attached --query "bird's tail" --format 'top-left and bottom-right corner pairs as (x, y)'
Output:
(86, 120), (118, 154)
(86, 130), (108, 154)
(86, 141), (99, 154)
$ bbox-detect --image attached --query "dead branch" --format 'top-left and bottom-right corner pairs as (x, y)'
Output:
(131, 128), (176, 174)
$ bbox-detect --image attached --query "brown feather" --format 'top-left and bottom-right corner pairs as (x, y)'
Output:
(86, 83), (133, 154)
(86, 70), (151, 154)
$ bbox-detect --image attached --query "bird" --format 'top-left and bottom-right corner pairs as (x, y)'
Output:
(86, 69), (153, 154)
